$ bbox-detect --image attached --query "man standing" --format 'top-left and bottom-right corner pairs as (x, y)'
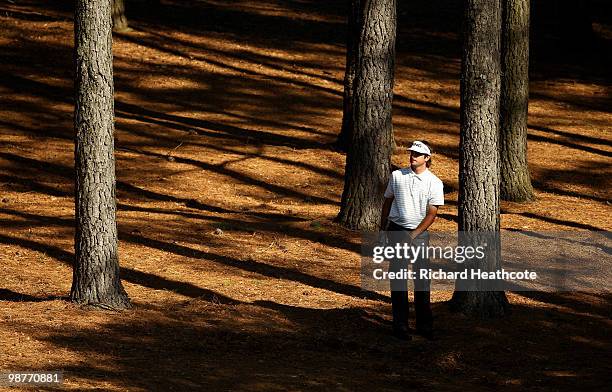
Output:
(380, 140), (444, 340)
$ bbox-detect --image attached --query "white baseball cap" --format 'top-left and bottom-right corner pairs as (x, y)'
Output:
(408, 140), (431, 155)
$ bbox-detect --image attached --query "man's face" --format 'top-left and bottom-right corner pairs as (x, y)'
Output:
(409, 151), (430, 168)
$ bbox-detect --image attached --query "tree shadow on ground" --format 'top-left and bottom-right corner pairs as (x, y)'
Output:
(0, 232), (240, 305)
(0, 151), (358, 253)
(3, 291), (609, 391)
(513, 291), (611, 319)
(431, 136), (611, 205)
(0, 289), (64, 302)
(529, 125), (612, 148)
(503, 211), (607, 231)
(1, 15), (609, 209)
(0, 208), (387, 303)
(1, 2), (610, 390)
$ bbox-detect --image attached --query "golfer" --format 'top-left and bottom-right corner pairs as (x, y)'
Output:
(380, 140), (444, 340)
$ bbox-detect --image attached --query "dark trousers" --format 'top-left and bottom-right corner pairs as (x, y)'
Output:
(387, 221), (433, 331)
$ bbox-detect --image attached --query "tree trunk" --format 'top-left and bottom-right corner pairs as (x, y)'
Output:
(336, 0), (396, 230)
(72, 0), (131, 310)
(335, 0), (360, 153)
(112, 0), (129, 32)
(451, 0), (509, 317)
(500, 0), (533, 202)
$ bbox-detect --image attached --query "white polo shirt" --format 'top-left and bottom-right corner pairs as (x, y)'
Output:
(384, 167), (444, 229)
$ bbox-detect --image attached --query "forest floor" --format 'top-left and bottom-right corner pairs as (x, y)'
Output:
(0, 0), (611, 391)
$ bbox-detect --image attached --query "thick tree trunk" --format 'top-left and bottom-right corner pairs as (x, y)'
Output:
(451, 0), (509, 317)
(72, 0), (131, 310)
(112, 0), (129, 32)
(336, 0), (396, 230)
(335, 0), (360, 153)
(500, 0), (533, 202)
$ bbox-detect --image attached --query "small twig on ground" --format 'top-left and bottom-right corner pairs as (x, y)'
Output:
(165, 141), (184, 161)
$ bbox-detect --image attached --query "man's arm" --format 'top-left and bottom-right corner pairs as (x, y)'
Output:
(410, 205), (439, 239)
(380, 196), (394, 230)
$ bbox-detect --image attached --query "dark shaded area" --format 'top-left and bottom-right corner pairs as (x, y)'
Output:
(133, 0), (347, 48)
(3, 296), (608, 390)
(437, 213), (458, 223)
(0, 289), (63, 302)
(529, 0), (612, 86)
(514, 291), (612, 319)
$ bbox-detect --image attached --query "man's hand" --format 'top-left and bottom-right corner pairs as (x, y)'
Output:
(411, 205), (439, 239)
(409, 231), (418, 241)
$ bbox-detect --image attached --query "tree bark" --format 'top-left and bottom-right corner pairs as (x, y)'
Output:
(112, 0), (129, 32)
(335, 0), (360, 153)
(451, 0), (509, 317)
(500, 0), (533, 202)
(72, 0), (131, 310)
(336, 0), (396, 230)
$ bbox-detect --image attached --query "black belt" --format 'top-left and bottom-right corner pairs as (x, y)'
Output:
(388, 221), (414, 231)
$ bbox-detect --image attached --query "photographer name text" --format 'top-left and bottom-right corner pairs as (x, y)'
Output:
(373, 268), (538, 281)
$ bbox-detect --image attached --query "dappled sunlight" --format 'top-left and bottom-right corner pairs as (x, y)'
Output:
(1, 0), (610, 390)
